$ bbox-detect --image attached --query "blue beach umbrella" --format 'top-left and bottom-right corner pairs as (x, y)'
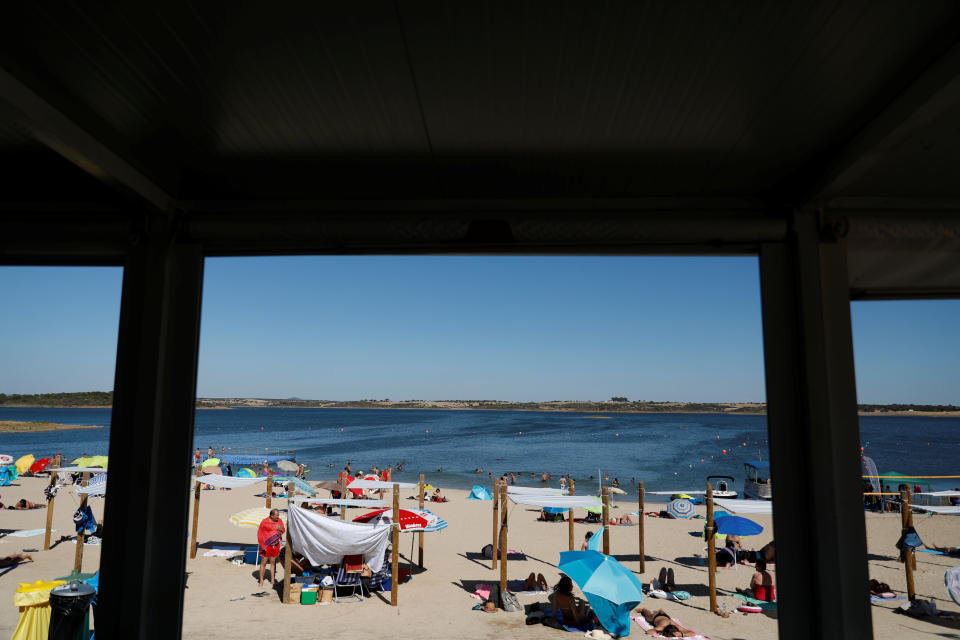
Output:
(716, 515), (763, 536)
(666, 499), (695, 519)
(467, 485), (493, 500)
(558, 550), (644, 637)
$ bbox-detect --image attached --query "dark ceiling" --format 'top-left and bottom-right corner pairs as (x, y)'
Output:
(1, 2), (959, 292)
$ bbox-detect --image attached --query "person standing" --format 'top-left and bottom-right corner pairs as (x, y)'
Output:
(257, 509), (285, 587)
(559, 476), (567, 491)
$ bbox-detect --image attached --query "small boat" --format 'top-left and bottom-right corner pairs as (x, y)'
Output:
(742, 462), (772, 500)
(707, 475), (738, 499)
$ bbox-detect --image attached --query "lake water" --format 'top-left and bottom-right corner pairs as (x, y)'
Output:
(2, 407), (958, 498)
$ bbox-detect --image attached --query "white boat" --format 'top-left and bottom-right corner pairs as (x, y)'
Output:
(742, 462), (772, 500)
(707, 475), (738, 499)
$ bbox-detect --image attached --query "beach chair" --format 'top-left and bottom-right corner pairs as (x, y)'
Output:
(334, 554), (366, 602)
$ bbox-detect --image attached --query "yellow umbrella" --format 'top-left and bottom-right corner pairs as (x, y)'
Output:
(229, 507), (286, 529)
(86, 455), (108, 469)
(201, 458), (220, 468)
(14, 455), (35, 475)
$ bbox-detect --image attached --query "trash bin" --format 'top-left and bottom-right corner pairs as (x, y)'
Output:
(12, 579), (65, 640)
(49, 580), (95, 640)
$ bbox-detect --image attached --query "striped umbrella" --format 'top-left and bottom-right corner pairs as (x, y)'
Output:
(947, 566), (960, 606)
(274, 476), (316, 497)
(229, 507), (286, 529)
(236, 467), (258, 478)
(667, 498), (696, 519)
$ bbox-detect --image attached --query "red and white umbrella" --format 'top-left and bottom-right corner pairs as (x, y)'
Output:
(353, 508), (438, 531)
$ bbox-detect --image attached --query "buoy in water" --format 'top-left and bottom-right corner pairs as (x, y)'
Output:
(722, 449), (727, 455)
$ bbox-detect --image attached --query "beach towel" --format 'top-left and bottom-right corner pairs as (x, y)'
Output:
(203, 549), (243, 558)
(288, 504), (390, 572)
(73, 505), (96, 535)
(871, 594), (906, 602)
(633, 616), (711, 639)
(6, 529), (52, 538)
(733, 592), (777, 610)
(919, 549), (960, 556)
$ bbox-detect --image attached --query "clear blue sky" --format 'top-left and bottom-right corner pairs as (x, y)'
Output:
(0, 258), (957, 404)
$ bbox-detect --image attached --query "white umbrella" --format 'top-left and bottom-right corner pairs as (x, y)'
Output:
(276, 460), (298, 473)
(609, 487), (626, 495)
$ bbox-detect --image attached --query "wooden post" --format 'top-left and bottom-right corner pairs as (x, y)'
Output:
(43, 465), (58, 551)
(418, 474), (425, 568)
(492, 481), (499, 570)
(638, 482), (645, 573)
(73, 473), (89, 573)
(499, 483), (508, 598)
(602, 487), (610, 555)
(391, 483), (400, 606)
(266, 468), (273, 509)
(568, 479), (575, 551)
(189, 467), (201, 559)
(906, 491), (917, 570)
(283, 482), (293, 604)
(706, 483), (717, 614)
(901, 489), (916, 600)
(340, 473), (347, 520)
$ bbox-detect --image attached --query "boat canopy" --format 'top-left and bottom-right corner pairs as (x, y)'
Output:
(744, 461), (770, 482)
(876, 471), (932, 492)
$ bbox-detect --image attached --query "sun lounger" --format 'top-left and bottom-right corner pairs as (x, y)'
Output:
(334, 554), (367, 602)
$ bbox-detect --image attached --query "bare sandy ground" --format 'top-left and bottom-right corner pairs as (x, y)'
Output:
(1, 477), (958, 639)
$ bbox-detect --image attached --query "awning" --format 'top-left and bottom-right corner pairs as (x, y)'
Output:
(646, 490), (706, 495)
(913, 505), (960, 514)
(506, 486), (564, 495)
(508, 494), (604, 509)
(195, 475), (266, 489)
(919, 491), (960, 497)
(298, 497), (387, 507)
(288, 505), (391, 572)
(347, 479), (419, 489)
(55, 467), (109, 474)
(713, 499), (773, 514)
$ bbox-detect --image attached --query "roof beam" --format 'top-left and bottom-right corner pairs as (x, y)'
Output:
(786, 36), (960, 210)
(0, 64), (175, 212)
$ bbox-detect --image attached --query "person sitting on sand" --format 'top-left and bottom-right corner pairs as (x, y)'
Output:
(581, 531), (594, 551)
(737, 558), (775, 601)
(723, 535), (756, 565)
(636, 608), (696, 637)
(0, 552), (33, 568)
(550, 575), (593, 626)
(431, 487), (447, 502)
(8, 499), (44, 510)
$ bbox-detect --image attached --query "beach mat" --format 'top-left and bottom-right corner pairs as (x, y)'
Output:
(733, 593), (777, 610)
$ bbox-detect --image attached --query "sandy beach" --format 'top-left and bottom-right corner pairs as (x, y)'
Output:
(1, 477), (958, 639)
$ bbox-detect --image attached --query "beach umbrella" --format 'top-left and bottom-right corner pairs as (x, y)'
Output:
(87, 455), (109, 469)
(667, 499), (696, 519)
(0, 454), (12, 465)
(29, 458), (51, 474)
(558, 550), (644, 637)
(15, 454), (35, 474)
(353, 508), (437, 531)
(72, 456), (94, 466)
(230, 507), (285, 529)
(236, 467), (257, 478)
(946, 566), (960, 606)
(200, 458), (220, 468)
(608, 487), (626, 495)
(586, 527), (605, 552)
(204, 465), (223, 475)
(716, 515), (763, 536)
(315, 480), (340, 491)
(276, 460), (298, 473)
(275, 476), (316, 497)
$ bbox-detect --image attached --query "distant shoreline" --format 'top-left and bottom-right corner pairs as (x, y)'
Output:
(2, 403), (959, 417)
(0, 421), (105, 433)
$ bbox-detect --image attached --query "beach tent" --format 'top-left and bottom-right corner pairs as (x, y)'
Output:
(15, 454), (35, 475)
(877, 472), (931, 492)
(236, 467), (257, 478)
(467, 485), (493, 500)
(288, 504), (391, 572)
(0, 467), (11, 486)
(6, 465), (19, 481)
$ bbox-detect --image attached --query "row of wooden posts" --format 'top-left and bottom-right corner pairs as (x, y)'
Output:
(41, 466), (90, 574)
(188, 468), (432, 606)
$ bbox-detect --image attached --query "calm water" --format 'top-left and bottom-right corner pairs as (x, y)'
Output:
(1, 407), (958, 497)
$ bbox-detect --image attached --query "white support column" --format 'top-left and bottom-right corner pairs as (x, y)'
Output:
(759, 211), (871, 639)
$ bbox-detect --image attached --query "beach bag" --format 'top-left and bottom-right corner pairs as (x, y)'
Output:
(501, 589), (522, 612)
(481, 544), (494, 559)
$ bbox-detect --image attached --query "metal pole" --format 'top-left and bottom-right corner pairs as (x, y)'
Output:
(707, 482), (717, 614)
(418, 473), (425, 568)
(391, 484), (400, 606)
(638, 481), (645, 573)
(492, 480), (499, 570)
(73, 472), (89, 573)
(568, 479), (575, 551)
(602, 487), (610, 555)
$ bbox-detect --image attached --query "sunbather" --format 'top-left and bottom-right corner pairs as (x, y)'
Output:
(610, 514), (634, 525)
(636, 608), (696, 637)
(924, 543), (960, 555)
(550, 575), (593, 626)
(655, 567), (678, 593)
(0, 552), (33, 568)
(7, 499), (44, 510)
(523, 572), (549, 591)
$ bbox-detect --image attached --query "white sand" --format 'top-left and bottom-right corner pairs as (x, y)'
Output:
(1, 477), (958, 639)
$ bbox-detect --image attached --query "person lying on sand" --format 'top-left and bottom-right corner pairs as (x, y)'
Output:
(636, 608), (696, 637)
(924, 543), (960, 555)
(7, 499), (44, 510)
(523, 572), (549, 591)
(0, 553), (33, 568)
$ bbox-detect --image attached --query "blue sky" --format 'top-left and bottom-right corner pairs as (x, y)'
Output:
(0, 258), (957, 403)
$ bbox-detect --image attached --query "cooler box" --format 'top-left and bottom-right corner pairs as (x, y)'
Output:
(300, 586), (318, 605)
(243, 546), (258, 565)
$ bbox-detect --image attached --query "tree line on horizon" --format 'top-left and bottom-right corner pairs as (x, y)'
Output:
(2, 391), (958, 413)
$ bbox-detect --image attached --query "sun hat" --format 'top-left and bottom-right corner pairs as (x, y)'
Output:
(482, 600), (497, 612)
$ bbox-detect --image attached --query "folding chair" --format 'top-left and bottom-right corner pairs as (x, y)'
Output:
(334, 554), (366, 602)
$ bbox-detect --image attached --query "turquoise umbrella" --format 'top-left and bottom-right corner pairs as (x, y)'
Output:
(586, 527), (604, 552)
(558, 550), (644, 637)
